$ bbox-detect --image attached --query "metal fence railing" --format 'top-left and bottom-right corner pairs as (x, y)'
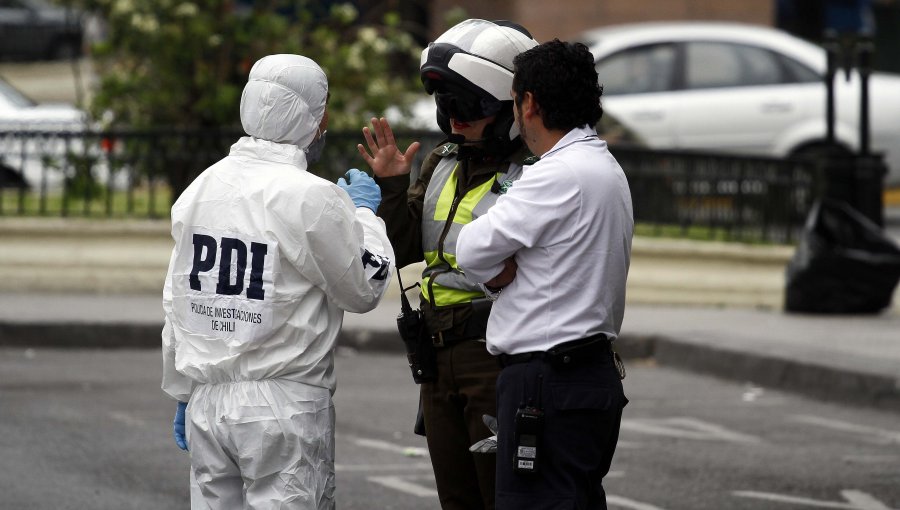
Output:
(0, 128), (241, 218)
(613, 146), (822, 244)
(0, 129), (821, 243)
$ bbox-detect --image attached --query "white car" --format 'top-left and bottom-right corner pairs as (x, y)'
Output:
(578, 22), (900, 186)
(0, 77), (90, 190)
(384, 95), (440, 131)
(0, 77), (84, 130)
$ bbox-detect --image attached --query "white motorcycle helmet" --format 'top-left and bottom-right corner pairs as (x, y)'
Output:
(419, 19), (537, 158)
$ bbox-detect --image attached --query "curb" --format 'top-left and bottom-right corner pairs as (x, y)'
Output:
(0, 323), (164, 350)
(3, 321), (896, 413)
(0, 321), (407, 353)
(640, 334), (900, 413)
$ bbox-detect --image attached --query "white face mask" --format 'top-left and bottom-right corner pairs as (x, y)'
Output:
(305, 129), (327, 164)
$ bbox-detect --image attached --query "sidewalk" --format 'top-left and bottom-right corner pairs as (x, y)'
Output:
(0, 218), (898, 412)
(1, 291), (898, 412)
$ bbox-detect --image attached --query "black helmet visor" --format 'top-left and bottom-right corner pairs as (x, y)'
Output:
(434, 88), (503, 122)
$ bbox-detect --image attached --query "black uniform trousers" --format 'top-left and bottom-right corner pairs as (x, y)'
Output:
(495, 341), (627, 509)
(421, 338), (499, 510)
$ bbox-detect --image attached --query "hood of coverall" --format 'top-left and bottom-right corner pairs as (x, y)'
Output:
(240, 54), (328, 150)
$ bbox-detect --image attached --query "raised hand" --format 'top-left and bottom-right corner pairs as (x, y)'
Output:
(357, 117), (421, 178)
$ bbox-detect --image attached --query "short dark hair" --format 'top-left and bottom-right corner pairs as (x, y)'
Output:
(512, 39), (603, 131)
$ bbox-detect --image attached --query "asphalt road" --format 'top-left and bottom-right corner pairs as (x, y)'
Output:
(1, 348), (898, 510)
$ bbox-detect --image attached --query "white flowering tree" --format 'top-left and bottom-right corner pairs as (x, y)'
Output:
(71, 0), (422, 199)
(83, 0), (420, 129)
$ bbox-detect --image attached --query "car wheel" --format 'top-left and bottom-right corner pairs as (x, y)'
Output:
(789, 142), (853, 161)
(0, 162), (29, 190)
(49, 38), (82, 61)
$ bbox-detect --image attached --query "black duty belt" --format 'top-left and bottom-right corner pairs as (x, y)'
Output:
(498, 333), (610, 368)
(431, 329), (482, 347)
(430, 298), (492, 348)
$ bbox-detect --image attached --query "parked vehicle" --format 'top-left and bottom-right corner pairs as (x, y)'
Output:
(0, 77), (84, 129)
(384, 95), (439, 131)
(385, 95), (643, 146)
(577, 22), (900, 186)
(0, 76), (89, 190)
(0, 0), (84, 61)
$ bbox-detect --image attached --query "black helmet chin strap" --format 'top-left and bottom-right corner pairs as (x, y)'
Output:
(450, 133), (521, 164)
(448, 133), (487, 145)
(448, 134), (487, 162)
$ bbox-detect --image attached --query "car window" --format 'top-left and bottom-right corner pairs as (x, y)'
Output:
(7, 0), (47, 8)
(595, 44), (676, 95)
(778, 54), (821, 83)
(0, 80), (36, 108)
(686, 42), (786, 89)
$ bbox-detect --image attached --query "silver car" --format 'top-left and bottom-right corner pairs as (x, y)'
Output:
(0, 77), (90, 190)
(579, 21), (900, 186)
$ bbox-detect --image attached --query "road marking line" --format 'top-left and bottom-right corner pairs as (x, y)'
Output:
(734, 489), (896, 509)
(343, 435), (430, 457)
(841, 454), (900, 464)
(367, 475), (437, 498)
(336, 462), (432, 472)
(622, 417), (761, 443)
(790, 415), (900, 445)
(842, 491), (896, 510)
(108, 411), (144, 427)
(607, 494), (669, 509)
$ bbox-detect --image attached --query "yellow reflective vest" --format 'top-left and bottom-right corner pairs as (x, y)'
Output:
(419, 143), (526, 307)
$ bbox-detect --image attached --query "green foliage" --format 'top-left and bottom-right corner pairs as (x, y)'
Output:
(61, 153), (105, 200)
(0, 185), (173, 218)
(75, 1), (421, 130)
(633, 223), (773, 244)
(440, 6), (468, 31)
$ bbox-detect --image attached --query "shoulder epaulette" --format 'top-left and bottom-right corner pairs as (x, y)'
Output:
(433, 142), (458, 157)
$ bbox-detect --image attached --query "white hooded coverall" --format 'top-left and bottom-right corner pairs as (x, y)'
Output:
(161, 54), (394, 510)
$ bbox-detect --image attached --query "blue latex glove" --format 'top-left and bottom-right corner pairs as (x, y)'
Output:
(336, 168), (381, 212)
(173, 401), (188, 451)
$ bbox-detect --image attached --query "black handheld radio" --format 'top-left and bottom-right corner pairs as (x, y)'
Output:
(513, 373), (544, 474)
(396, 273), (435, 383)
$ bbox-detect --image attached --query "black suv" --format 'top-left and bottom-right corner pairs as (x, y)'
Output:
(0, 0), (83, 61)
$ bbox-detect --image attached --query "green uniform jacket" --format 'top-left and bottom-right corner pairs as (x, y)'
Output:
(376, 141), (532, 336)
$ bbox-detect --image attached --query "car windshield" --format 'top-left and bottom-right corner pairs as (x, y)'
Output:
(10, 0), (52, 10)
(0, 80), (37, 108)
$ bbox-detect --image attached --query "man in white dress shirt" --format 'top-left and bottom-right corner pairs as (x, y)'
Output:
(456, 39), (633, 509)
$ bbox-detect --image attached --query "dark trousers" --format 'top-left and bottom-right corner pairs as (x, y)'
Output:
(495, 346), (627, 509)
(421, 338), (500, 510)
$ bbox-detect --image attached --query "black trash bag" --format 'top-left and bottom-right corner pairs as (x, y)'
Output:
(785, 198), (900, 314)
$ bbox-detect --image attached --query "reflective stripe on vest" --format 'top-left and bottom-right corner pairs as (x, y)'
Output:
(420, 156), (523, 307)
(421, 250), (485, 305)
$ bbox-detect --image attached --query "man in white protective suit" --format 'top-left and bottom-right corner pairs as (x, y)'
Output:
(161, 54), (395, 510)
